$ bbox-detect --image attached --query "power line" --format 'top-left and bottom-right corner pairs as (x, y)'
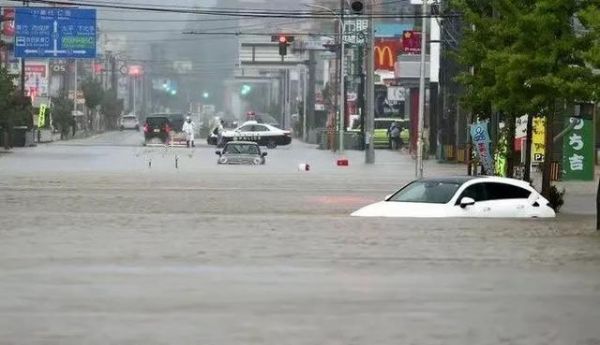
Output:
(4, 0), (462, 19)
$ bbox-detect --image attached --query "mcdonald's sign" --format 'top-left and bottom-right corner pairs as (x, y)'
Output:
(374, 39), (401, 71)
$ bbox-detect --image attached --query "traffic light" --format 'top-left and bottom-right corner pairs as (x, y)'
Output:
(279, 35), (288, 56)
(240, 84), (252, 96)
(272, 35), (295, 57)
(350, 0), (365, 14)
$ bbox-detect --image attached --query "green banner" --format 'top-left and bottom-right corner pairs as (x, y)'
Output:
(562, 118), (594, 181)
(494, 131), (508, 177)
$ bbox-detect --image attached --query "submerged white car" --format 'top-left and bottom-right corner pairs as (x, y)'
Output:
(351, 176), (555, 218)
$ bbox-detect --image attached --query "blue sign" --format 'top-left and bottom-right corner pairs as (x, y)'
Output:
(470, 120), (494, 175)
(14, 7), (96, 58)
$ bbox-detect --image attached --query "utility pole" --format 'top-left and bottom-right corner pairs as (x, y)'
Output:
(302, 65), (308, 142)
(307, 50), (316, 142)
(110, 54), (117, 91)
(416, 0), (428, 179)
(365, 0), (375, 164)
(357, 47), (365, 149)
(339, 0), (345, 154)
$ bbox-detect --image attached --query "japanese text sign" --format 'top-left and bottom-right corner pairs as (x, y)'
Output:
(14, 8), (96, 58)
(562, 118), (594, 181)
(470, 120), (494, 175)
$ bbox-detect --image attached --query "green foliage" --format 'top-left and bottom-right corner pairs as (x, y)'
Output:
(100, 89), (123, 129)
(450, 0), (600, 113)
(51, 92), (74, 137)
(81, 78), (104, 110)
(0, 67), (18, 128)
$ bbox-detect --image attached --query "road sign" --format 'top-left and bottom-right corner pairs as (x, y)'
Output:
(14, 8), (96, 58)
(344, 16), (368, 45)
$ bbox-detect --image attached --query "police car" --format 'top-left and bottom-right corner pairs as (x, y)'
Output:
(220, 121), (292, 149)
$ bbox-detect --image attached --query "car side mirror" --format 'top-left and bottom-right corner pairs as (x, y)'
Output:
(262, 152), (267, 157)
(460, 197), (476, 208)
(215, 151), (221, 156)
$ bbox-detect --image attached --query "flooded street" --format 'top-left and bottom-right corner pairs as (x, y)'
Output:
(0, 132), (599, 344)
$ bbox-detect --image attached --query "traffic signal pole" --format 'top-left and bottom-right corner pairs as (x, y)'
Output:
(339, 0), (345, 154)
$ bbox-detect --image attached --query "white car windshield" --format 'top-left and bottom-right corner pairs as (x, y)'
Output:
(389, 181), (461, 204)
(223, 144), (259, 155)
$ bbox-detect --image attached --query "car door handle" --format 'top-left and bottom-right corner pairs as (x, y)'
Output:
(517, 205), (525, 210)
(483, 207), (491, 212)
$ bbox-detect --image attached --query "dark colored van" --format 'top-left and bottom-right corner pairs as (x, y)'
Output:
(143, 115), (170, 143)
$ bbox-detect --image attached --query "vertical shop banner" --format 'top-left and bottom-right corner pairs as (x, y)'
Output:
(562, 118), (594, 181)
(2, 8), (15, 37)
(470, 121), (494, 175)
(494, 132), (508, 177)
(532, 117), (546, 163)
(24, 62), (49, 97)
(37, 104), (47, 127)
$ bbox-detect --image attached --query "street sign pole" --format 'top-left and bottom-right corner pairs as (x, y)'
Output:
(73, 59), (77, 119)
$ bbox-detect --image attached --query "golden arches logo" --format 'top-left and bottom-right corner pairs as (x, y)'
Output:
(375, 45), (394, 69)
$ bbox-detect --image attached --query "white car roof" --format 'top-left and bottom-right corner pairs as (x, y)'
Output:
(234, 122), (285, 132)
(459, 176), (535, 192)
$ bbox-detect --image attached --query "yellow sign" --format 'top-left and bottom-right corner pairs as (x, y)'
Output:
(532, 117), (545, 163)
(374, 45), (394, 70)
(38, 104), (47, 128)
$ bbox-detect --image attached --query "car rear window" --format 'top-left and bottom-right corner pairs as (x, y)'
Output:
(145, 117), (168, 127)
(168, 114), (185, 131)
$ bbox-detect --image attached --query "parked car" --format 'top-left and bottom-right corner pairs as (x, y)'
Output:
(119, 114), (139, 131)
(215, 141), (267, 165)
(351, 176), (555, 218)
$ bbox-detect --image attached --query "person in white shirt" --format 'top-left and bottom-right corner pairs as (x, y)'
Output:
(182, 116), (196, 148)
(216, 119), (225, 147)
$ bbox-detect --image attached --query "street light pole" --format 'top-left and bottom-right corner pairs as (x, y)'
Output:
(339, 0), (345, 154)
(416, 0), (428, 179)
(132, 76), (137, 116)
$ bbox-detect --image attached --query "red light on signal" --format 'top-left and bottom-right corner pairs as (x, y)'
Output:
(128, 65), (143, 76)
(279, 36), (287, 44)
